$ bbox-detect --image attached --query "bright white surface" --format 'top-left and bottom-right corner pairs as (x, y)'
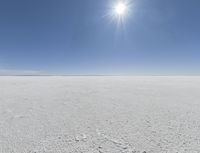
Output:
(0, 76), (200, 153)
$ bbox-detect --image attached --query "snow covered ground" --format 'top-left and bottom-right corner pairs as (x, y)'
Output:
(0, 76), (200, 153)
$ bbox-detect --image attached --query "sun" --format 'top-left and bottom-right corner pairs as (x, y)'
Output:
(114, 2), (127, 16)
(112, 0), (131, 22)
(105, 0), (132, 27)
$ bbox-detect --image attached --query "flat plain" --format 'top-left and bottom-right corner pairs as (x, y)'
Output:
(0, 76), (200, 153)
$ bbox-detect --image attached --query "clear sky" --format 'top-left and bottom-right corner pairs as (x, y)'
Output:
(0, 0), (200, 75)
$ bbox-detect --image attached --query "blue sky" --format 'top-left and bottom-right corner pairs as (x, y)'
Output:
(0, 0), (200, 75)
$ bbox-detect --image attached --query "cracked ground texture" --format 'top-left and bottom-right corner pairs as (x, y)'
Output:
(0, 76), (200, 153)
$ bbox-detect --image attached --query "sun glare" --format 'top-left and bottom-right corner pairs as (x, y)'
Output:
(106, 0), (132, 27)
(114, 2), (127, 16)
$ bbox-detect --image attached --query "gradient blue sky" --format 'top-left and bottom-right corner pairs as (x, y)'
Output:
(0, 0), (200, 75)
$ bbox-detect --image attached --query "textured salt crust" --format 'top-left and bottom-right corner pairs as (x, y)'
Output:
(0, 76), (200, 153)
